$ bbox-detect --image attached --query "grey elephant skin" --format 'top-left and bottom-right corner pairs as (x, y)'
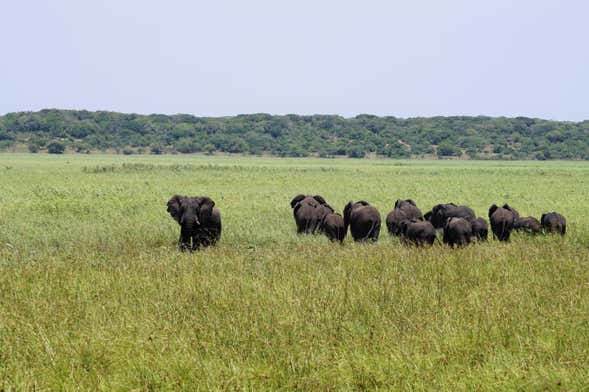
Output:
(488, 204), (515, 241)
(344, 201), (381, 243)
(443, 217), (473, 247)
(541, 212), (566, 235)
(399, 219), (436, 246)
(425, 203), (476, 229)
(167, 195), (222, 251)
(386, 199), (423, 236)
(470, 217), (488, 241)
(290, 194), (333, 234)
(320, 212), (347, 243)
(515, 216), (542, 234)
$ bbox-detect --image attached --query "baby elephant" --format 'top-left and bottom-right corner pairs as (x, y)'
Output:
(541, 212), (566, 235)
(320, 213), (347, 243)
(443, 217), (472, 247)
(515, 216), (542, 234)
(470, 217), (488, 241)
(167, 195), (222, 251)
(399, 219), (436, 246)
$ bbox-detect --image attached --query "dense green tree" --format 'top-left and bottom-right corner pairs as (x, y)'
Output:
(47, 141), (65, 154)
(0, 109), (587, 160)
(437, 142), (460, 157)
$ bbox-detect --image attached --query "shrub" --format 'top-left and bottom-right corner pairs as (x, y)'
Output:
(47, 142), (65, 154)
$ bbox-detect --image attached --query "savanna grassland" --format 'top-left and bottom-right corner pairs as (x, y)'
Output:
(0, 154), (588, 390)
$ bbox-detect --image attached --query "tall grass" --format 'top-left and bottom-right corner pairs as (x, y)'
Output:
(0, 154), (588, 390)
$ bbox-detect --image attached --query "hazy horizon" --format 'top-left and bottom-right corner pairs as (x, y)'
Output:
(2, 0), (588, 121)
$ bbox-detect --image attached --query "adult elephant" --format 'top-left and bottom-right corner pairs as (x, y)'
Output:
(386, 199), (423, 236)
(443, 217), (472, 247)
(488, 204), (515, 241)
(167, 195), (222, 251)
(344, 200), (381, 242)
(399, 219), (436, 246)
(425, 203), (476, 229)
(290, 194), (333, 234)
(502, 204), (520, 222)
(541, 212), (566, 235)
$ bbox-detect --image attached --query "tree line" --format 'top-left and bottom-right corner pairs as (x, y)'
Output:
(0, 109), (588, 159)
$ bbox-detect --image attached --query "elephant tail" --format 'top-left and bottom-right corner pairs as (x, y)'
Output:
(498, 219), (510, 241)
(365, 219), (379, 241)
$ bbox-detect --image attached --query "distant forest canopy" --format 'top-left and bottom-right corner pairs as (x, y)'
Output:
(0, 109), (588, 159)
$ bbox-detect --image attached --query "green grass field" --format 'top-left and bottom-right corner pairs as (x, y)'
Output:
(1, 154), (588, 390)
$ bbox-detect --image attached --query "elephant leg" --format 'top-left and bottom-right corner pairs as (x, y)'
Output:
(191, 236), (201, 251)
(179, 227), (191, 251)
(296, 221), (305, 234)
(193, 229), (214, 250)
(372, 223), (381, 242)
(192, 231), (205, 251)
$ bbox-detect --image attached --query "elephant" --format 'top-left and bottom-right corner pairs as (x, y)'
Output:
(541, 212), (566, 235)
(290, 194), (333, 234)
(167, 195), (221, 251)
(502, 204), (520, 222)
(399, 219), (436, 246)
(425, 203), (476, 229)
(488, 204), (515, 241)
(386, 199), (423, 236)
(343, 200), (381, 242)
(320, 212), (347, 243)
(470, 217), (488, 241)
(515, 216), (542, 234)
(443, 217), (472, 247)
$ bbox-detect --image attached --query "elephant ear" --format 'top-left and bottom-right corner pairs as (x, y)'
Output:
(406, 199), (417, 207)
(322, 203), (334, 213)
(343, 201), (353, 229)
(424, 211), (432, 221)
(291, 194), (306, 209)
(540, 213), (547, 224)
(167, 195), (185, 223)
(313, 195), (327, 205)
(394, 199), (402, 208)
(199, 197), (215, 220)
(293, 202), (304, 216)
(503, 204), (519, 218)
(488, 204), (498, 219)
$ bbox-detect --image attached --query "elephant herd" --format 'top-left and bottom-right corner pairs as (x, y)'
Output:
(166, 194), (567, 251)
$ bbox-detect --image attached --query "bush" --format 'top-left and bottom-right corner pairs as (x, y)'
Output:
(437, 142), (460, 157)
(28, 143), (40, 153)
(150, 144), (164, 155)
(347, 145), (366, 158)
(47, 142), (65, 154)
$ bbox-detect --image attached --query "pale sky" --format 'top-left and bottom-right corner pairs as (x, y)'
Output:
(1, 0), (588, 120)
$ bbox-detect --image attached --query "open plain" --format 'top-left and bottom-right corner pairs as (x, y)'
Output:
(0, 154), (588, 390)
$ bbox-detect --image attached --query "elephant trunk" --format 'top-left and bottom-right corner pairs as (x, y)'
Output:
(181, 214), (200, 230)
